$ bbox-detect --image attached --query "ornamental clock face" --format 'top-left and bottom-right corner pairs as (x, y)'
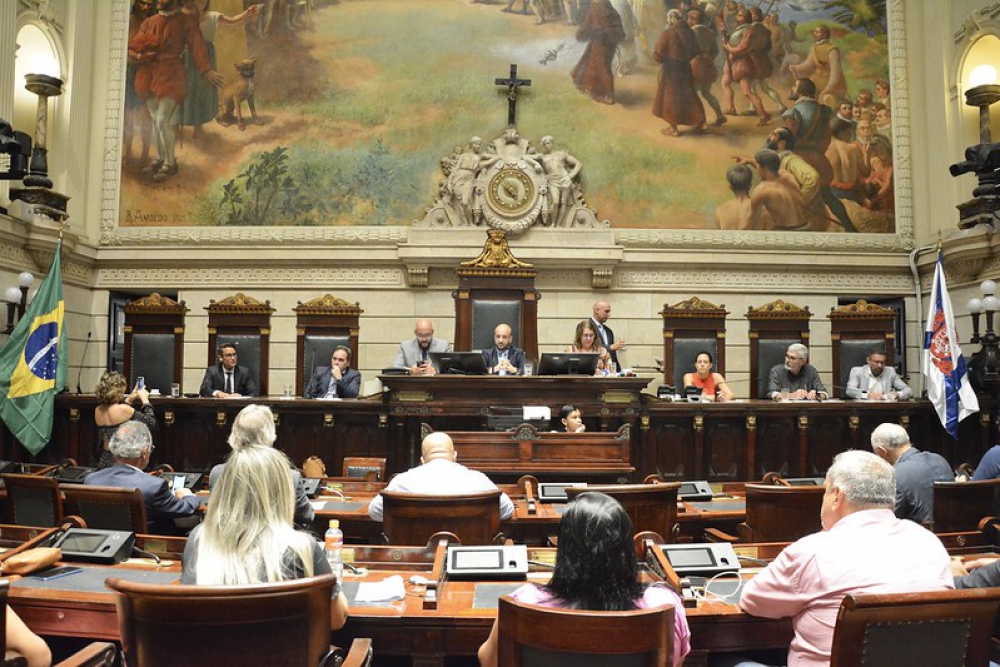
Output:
(486, 168), (537, 218)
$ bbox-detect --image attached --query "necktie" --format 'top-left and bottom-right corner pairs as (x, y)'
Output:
(498, 351), (508, 376)
(224, 371), (233, 394)
(325, 375), (338, 399)
(421, 347), (428, 363)
(596, 322), (609, 347)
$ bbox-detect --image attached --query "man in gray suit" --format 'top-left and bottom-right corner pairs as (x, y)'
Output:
(84, 421), (200, 533)
(304, 346), (361, 398)
(391, 318), (452, 375)
(846, 349), (912, 400)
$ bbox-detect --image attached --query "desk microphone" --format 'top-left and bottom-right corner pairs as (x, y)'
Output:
(76, 331), (92, 394)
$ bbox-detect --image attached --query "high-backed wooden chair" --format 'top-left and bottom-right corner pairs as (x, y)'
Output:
(829, 588), (1000, 667)
(0, 474), (63, 527)
(380, 490), (502, 546)
(107, 574), (371, 667)
(206, 293), (275, 397)
(828, 300), (898, 399)
(293, 294), (364, 397)
(708, 483), (824, 543)
(122, 293), (188, 395)
(453, 262), (540, 361)
(0, 579), (117, 667)
(660, 297), (728, 391)
(747, 299), (812, 399)
(61, 484), (148, 534)
(565, 484), (681, 543)
(931, 478), (1000, 533)
(496, 595), (674, 666)
(342, 457), (386, 482)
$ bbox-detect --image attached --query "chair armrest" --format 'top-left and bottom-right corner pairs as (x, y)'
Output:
(704, 527), (738, 543)
(341, 638), (374, 667)
(54, 642), (117, 667)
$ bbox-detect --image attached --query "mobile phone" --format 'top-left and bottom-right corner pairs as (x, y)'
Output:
(136, 376), (145, 390)
(171, 474), (185, 491)
(31, 565), (83, 581)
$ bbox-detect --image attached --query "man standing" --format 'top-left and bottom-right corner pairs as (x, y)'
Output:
(651, 9), (706, 137)
(85, 421), (200, 533)
(305, 346), (361, 399)
(846, 349), (912, 400)
(392, 319), (452, 376)
(367, 432), (514, 521)
(767, 343), (828, 400)
(199, 342), (258, 398)
(721, 8), (770, 125)
(591, 300), (625, 369)
(789, 24), (846, 107)
(740, 450), (953, 666)
(870, 423), (953, 526)
(482, 324), (526, 376)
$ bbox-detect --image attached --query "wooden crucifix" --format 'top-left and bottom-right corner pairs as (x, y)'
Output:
(495, 64), (531, 126)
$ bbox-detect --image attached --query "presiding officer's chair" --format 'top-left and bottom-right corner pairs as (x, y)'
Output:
(380, 490), (502, 546)
(61, 484), (149, 534)
(0, 474), (63, 528)
(931, 478), (1000, 533)
(107, 574), (373, 667)
(496, 595), (675, 666)
(829, 588), (1000, 667)
(566, 484), (681, 543)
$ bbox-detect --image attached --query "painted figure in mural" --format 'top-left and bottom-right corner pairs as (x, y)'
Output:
(124, 0), (158, 167)
(721, 8), (771, 125)
(687, 9), (726, 127)
(652, 9), (707, 137)
(570, 0), (626, 105)
(789, 25), (846, 108)
(631, 0), (668, 61)
(608, 0), (640, 76)
(874, 104), (892, 143)
(748, 8), (786, 114)
(783, 77), (856, 232)
(539, 135), (582, 227)
(174, 0), (263, 139)
(714, 164), (756, 231)
(875, 79), (891, 111)
(836, 98), (856, 140)
(562, 0), (580, 26)
(745, 149), (812, 231)
(447, 137), (487, 224)
(865, 134), (894, 214)
(128, 0), (223, 182)
(826, 118), (868, 206)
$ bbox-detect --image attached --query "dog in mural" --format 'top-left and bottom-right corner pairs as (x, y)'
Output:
(215, 59), (260, 131)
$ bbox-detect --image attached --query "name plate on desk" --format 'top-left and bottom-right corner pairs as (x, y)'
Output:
(660, 542), (739, 577)
(446, 545), (528, 580)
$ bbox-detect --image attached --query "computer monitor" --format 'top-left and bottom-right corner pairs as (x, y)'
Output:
(428, 351), (488, 375)
(783, 477), (825, 486)
(536, 353), (600, 376)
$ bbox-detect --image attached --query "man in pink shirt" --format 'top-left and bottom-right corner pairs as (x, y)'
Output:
(737, 450), (953, 666)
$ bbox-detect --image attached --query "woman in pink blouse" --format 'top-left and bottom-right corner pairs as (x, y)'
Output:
(477, 492), (691, 666)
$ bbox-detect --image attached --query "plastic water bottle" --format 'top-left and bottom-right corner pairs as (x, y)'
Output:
(324, 519), (343, 580)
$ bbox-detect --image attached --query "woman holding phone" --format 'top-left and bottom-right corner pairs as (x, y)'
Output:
(94, 370), (156, 469)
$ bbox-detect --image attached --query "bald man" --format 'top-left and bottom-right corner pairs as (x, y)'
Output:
(367, 432), (514, 521)
(481, 323), (526, 376)
(591, 300), (625, 369)
(392, 318), (452, 375)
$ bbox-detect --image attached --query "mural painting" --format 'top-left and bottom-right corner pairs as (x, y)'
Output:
(119, 0), (893, 233)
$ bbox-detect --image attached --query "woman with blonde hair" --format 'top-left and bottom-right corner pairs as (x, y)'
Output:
(94, 370), (155, 469)
(181, 444), (348, 628)
(566, 320), (610, 374)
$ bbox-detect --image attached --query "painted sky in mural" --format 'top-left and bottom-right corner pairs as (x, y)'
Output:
(119, 0), (892, 233)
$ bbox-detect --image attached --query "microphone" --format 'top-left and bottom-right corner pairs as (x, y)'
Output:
(76, 332), (92, 394)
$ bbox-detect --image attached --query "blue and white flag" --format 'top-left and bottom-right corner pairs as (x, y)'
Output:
(923, 253), (979, 439)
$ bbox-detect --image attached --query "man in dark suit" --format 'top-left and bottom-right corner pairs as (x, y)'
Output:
(84, 421), (200, 533)
(305, 346), (362, 398)
(199, 342), (258, 398)
(591, 300), (626, 369)
(481, 323), (525, 375)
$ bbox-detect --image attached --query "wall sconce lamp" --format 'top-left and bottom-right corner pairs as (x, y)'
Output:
(2, 271), (35, 336)
(950, 65), (1000, 229)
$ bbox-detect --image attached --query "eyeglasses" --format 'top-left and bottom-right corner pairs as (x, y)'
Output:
(785, 354), (801, 361)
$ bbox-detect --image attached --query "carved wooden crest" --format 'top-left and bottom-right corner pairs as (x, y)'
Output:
(660, 296), (728, 317)
(293, 294), (364, 316)
(746, 299), (812, 320)
(123, 292), (188, 314)
(828, 300), (896, 321)
(205, 292), (275, 315)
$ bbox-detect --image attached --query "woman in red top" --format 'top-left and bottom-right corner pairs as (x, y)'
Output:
(683, 351), (734, 402)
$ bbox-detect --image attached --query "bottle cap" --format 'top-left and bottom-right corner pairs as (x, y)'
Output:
(329, 519), (339, 529)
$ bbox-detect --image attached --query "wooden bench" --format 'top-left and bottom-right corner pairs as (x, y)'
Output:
(426, 423), (635, 484)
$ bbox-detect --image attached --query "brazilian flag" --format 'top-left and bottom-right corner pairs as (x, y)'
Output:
(0, 244), (67, 455)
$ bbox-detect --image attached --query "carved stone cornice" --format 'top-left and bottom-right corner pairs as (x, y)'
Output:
(205, 293), (275, 315)
(746, 299), (812, 320)
(293, 294), (363, 316)
(954, 3), (1000, 43)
